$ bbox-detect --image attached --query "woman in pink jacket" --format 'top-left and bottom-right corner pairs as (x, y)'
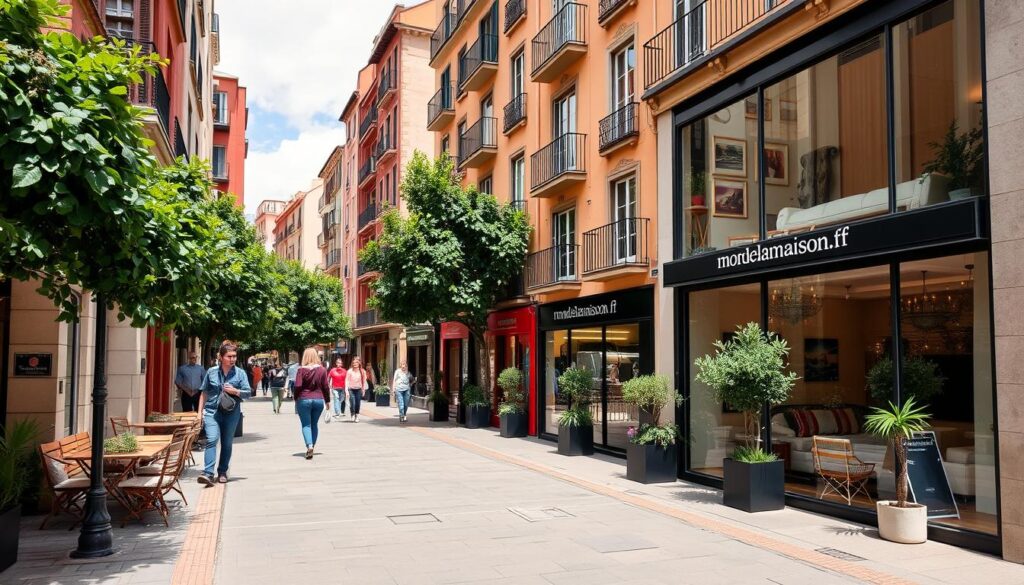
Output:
(345, 356), (369, 422)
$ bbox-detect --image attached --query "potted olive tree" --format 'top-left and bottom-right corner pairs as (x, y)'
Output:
(1, 420), (41, 573)
(694, 323), (798, 512)
(462, 384), (491, 429)
(557, 366), (595, 456)
(864, 397), (932, 544)
(623, 374), (682, 484)
(866, 356), (944, 405)
(497, 367), (527, 438)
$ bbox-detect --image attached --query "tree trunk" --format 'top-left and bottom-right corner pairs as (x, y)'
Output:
(467, 324), (491, 401)
(895, 438), (908, 507)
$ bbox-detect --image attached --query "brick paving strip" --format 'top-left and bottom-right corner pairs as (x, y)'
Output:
(170, 481), (226, 585)
(361, 411), (917, 585)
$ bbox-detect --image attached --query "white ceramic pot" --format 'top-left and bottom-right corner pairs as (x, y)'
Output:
(876, 501), (928, 544)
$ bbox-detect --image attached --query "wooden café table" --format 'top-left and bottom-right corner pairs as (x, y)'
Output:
(63, 435), (174, 509)
(127, 419), (194, 435)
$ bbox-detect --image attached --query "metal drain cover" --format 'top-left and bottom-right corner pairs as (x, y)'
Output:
(815, 547), (866, 562)
(387, 513), (440, 525)
(508, 507), (574, 522)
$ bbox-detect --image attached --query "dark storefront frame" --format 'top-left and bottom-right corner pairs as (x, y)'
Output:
(536, 287), (655, 455)
(666, 0), (999, 554)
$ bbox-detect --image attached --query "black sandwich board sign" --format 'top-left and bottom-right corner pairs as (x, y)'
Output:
(905, 431), (959, 519)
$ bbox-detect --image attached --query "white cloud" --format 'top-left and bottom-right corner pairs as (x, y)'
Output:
(245, 123), (346, 209)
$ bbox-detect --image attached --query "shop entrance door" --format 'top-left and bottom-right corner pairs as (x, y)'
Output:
(407, 345), (428, 396)
(444, 338), (463, 420)
(494, 335), (524, 415)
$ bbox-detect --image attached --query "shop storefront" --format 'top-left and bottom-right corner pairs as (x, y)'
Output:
(664, 0), (997, 552)
(440, 321), (471, 421)
(538, 287), (654, 452)
(487, 306), (537, 432)
(404, 326), (433, 398)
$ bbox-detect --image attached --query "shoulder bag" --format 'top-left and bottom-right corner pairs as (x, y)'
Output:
(217, 367), (240, 413)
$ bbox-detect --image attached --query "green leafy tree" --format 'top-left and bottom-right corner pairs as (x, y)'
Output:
(253, 260), (351, 356)
(0, 0), (220, 327)
(360, 152), (530, 392)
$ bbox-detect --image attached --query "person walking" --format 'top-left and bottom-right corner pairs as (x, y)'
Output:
(286, 360), (299, 400)
(268, 360), (287, 413)
(294, 348), (330, 459)
(328, 357), (347, 421)
(252, 363), (264, 397)
(260, 361), (271, 395)
(174, 351), (205, 412)
(393, 360), (413, 423)
(345, 356), (369, 422)
(197, 342), (251, 485)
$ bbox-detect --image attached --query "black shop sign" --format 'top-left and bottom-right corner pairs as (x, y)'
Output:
(14, 353), (52, 376)
(906, 431), (959, 519)
(539, 287), (653, 329)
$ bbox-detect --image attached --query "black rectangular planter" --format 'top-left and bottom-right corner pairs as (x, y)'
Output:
(464, 404), (490, 429)
(626, 442), (678, 484)
(499, 412), (528, 438)
(375, 393), (390, 407)
(0, 505), (20, 573)
(722, 458), (785, 512)
(429, 401), (449, 421)
(557, 424), (594, 456)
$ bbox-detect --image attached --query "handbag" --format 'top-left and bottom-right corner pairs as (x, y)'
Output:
(217, 367), (240, 414)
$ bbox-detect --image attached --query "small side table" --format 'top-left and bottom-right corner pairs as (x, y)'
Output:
(685, 205), (709, 253)
(771, 441), (791, 472)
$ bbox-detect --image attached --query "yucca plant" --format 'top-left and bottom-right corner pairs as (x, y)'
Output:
(863, 397), (931, 508)
(0, 420), (42, 512)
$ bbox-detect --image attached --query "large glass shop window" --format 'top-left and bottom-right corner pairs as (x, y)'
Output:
(681, 96), (761, 257)
(545, 329), (569, 434)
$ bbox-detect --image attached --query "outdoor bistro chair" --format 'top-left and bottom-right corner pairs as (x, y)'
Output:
(812, 436), (876, 506)
(38, 436), (90, 529)
(136, 427), (191, 504)
(110, 416), (130, 436)
(118, 437), (188, 526)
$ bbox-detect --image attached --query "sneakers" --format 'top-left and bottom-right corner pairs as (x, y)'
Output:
(325, 413), (332, 423)
(305, 447), (314, 459)
(217, 474), (228, 484)
(354, 414), (359, 423)
(198, 474), (214, 487)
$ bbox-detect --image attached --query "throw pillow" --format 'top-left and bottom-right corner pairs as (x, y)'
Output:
(47, 457), (69, 484)
(771, 414), (795, 437)
(784, 409), (819, 437)
(811, 409), (838, 435)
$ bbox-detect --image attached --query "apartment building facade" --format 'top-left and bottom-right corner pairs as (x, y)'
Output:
(212, 71), (248, 205)
(3, 0), (218, 437)
(353, 2), (439, 385)
(254, 199), (288, 252)
(317, 146), (345, 276)
(635, 0), (1022, 560)
(427, 0), (659, 437)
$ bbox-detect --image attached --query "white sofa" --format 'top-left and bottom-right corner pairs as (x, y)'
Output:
(775, 174), (950, 232)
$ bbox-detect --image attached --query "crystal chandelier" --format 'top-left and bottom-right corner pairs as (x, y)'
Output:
(902, 270), (966, 331)
(768, 280), (822, 324)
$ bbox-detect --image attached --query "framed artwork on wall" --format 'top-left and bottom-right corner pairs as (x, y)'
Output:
(712, 177), (748, 218)
(744, 96), (772, 120)
(712, 136), (747, 177)
(764, 142), (789, 186)
(804, 338), (840, 382)
(780, 99), (798, 122)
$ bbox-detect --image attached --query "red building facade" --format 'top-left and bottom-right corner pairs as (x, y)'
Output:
(212, 72), (248, 205)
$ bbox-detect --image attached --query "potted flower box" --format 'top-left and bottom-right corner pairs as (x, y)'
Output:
(623, 374), (682, 484)
(694, 323), (798, 513)
(374, 385), (391, 407)
(556, 367), (595, 456)
(497, 367), (528, 438)
(461, 385), (490, 429)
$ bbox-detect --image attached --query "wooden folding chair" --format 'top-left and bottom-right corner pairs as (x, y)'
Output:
(38, 439), (90, 529)
(118, 438), (188, 526)
(812, 436), (876, 506)
(137, 428), (191, 504)
(110, 416), (130, 436)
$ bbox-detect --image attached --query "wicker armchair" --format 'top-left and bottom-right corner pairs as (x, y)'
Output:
(812, 436), (876, 505)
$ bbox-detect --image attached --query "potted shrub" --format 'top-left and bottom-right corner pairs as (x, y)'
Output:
(623, 375), (682, 484)
(694, 322), (798, 512)
(864, 397), (932, 544)
(1, 420), (41, 573)
(428, 384), (449, 422)
(922, 121), (983, 200)
(374, 383), (391, 407)
(461, 384), (490, 429)
(557, 366), (595, 456)
(866, 356), (944, 405)
(497, 367), (527, 438)
(689, 170), (708, 207)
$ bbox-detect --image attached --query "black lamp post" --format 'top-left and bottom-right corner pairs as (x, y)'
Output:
(71, 293), (114, 558)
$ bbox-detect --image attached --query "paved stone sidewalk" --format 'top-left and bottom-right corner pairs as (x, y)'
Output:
(214, 397), (924, 585)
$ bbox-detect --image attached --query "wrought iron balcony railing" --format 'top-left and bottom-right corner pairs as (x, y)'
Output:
(643, 0), (784, 90)
(598, 102), (638, 152)
(531, 2), (587, 79)
(326, 249), (342, 268)
(357, 308), (379, 328)
(530, 133), (586, 191)
(525, 244), (579, 289)
(373, 133), (395, 160)
(377, 68), (396, 105)
(458, 33), (498, 90)
(503, 93), (526, 133)
(359, 107), (378, 138)
(582, 218), (649, 274)
(504, 0), (526, 33)
(458, 117), (497, 167)
(122, 42), (171, 141)
(430, 6), (459, 62)
(598, 0), (629, 24)
(358, 202), (378, 231)
(358, 157), (376, 186)
(427, 84), (455, 129)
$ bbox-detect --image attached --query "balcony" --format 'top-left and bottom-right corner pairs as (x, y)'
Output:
(598, 102), (639, 154)
(326, 249), (342, 268)
(429, 7), (458, 64)
(497, 272), (526, 304)
(525, 244), (581, 292)
(458, 34), (498, 92)
(531, 2), (587, 82)
(643, 0), (785, 91)
(598, 0), (632, 27)
(530, 133), (586, 197)
(427, 84), (455, 131)
(174, 118), (187, 159)
(376, 68), (397, 107)
(358, 157), (376, 188)
(373, 134), (396, 163)
(212, 161), (229, 182)
(356, 308), (379, 329)
(503, 93), (527, 134)
(358, 202), (378, 232)
(510, 199), (527, 214)
(124, 42), (172, 156)
(458, 117), (497, 169)
(582, 218), (649, 279)
(504, 0), (526, 34)
(359, 107), (378, 139)
(317, 232), (328, 249)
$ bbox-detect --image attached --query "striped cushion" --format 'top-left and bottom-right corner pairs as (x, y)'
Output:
(783, 409), (820, 437)
(811, 409), (838, 434)
(831, 407), (860, 434)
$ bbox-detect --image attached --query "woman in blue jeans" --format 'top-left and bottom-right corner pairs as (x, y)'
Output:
(392, 360), (413, 423)
(197, 342), (251, 485)
(294, 347), (331, 459)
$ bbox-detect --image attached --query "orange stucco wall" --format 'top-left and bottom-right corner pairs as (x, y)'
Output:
(213, 73), (248, 206)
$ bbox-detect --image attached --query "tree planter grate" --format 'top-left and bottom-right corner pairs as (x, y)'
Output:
(388, 513), (440, 525)
(815, 547), (866, 562)
(508, 507), (573, 522)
